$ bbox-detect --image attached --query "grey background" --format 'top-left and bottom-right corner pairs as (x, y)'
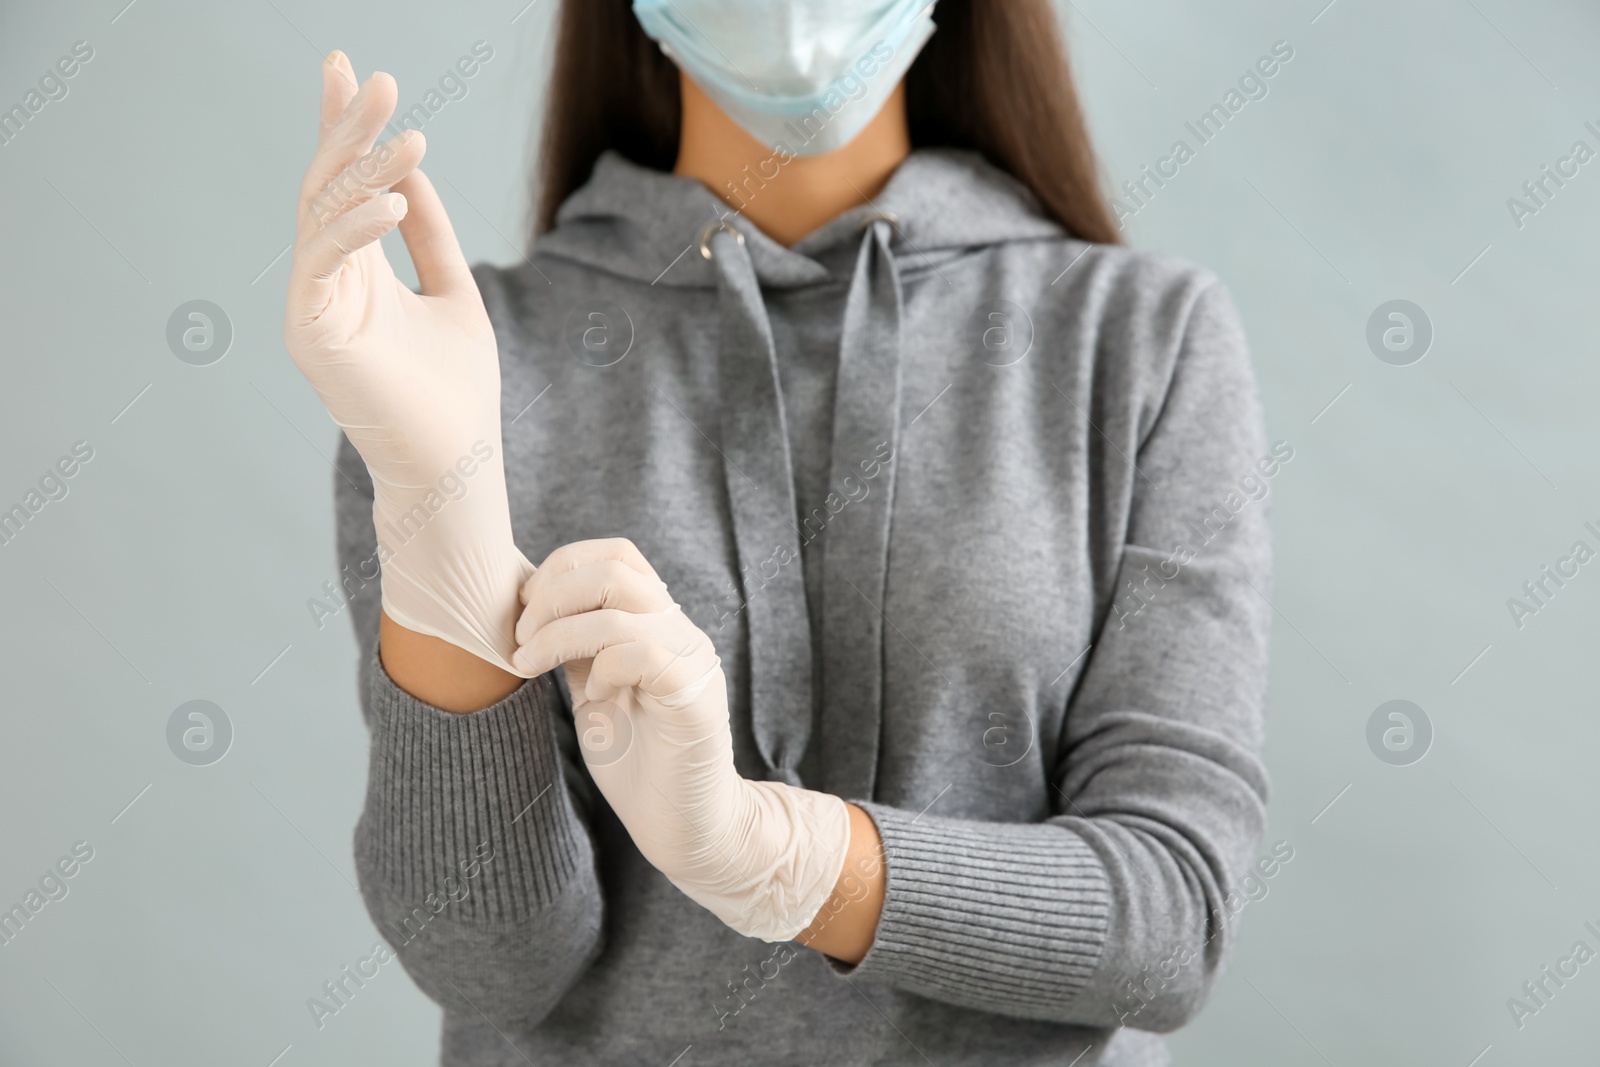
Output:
(1, 0), (1596, 1063)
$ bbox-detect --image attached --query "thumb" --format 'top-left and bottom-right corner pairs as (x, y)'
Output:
(392, 167), (475, 299)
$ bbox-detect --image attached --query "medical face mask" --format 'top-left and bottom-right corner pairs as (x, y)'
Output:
(633, 0), (938, 157)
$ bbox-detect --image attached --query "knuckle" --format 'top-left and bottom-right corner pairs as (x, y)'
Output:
(304, 198), (337, 231)
(546, 539), (596, 571)
(597, 560), (633, 602)
(604, 536), (640, 558)
(351, 143), (393, 183)
(595, 606), (630, 631)
(545, 591), (573, 622)
(601, 609), (644, 644)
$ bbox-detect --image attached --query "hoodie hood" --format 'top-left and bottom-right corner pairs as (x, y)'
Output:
(534, 148), (1067, 800)
(539, 147), (1066, 289)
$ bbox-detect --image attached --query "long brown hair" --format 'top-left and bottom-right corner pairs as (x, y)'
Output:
(533, 0), (1120, 245)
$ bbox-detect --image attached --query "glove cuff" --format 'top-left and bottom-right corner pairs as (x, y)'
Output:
(378, 533), (536, 676)
(685, 782), (852, 943)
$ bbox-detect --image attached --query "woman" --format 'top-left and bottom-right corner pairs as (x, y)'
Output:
(283, 1), (1273, 1063)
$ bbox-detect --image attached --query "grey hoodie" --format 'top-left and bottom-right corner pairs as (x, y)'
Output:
(336, 147), (1274, 1066)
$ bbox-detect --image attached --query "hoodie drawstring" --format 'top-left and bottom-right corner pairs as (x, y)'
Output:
(705, 222), (814, 790)
(703, 216), (904, 801)
(819, 218), (903, 802)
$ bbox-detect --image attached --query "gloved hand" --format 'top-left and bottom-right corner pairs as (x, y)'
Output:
(283, 51), (533, 675)
(512, 538), (851, 942)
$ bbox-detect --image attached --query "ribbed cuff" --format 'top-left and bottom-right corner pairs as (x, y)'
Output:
(827, 801), (1112, 1018)
(354, 645), (590, 925)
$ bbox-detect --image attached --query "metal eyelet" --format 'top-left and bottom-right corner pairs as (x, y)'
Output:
(698, 219), (745, 260)
(860, 210), (900, 232)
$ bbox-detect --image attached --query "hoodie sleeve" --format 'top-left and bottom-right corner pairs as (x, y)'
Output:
(335, 431), (607, 1031)
(831, 278), (1273, 1032)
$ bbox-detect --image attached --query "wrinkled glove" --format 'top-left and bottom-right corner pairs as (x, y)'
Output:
(282, 52), (533, 674)
(513, 538), (851, 942)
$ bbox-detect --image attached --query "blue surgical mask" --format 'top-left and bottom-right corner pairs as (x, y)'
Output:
(633, 0), (939, 156)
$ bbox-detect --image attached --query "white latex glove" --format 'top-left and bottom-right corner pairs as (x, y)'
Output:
(512, 538), (851, 942)
(282, 52), (533, 675)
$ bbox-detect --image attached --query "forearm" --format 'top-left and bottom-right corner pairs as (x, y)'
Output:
(354, 642), (605, 1028)
(339, 443), (605, 1020)
(379, 608), (522, 713)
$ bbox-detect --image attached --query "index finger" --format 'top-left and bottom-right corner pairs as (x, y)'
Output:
(520, 538), (664, 606)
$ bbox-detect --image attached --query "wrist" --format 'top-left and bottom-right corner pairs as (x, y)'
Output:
(695, 781), (851, 943)
(374, 496), (534, 674)
(378, 609), (524, 713)
(796, 802), (885, 962)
